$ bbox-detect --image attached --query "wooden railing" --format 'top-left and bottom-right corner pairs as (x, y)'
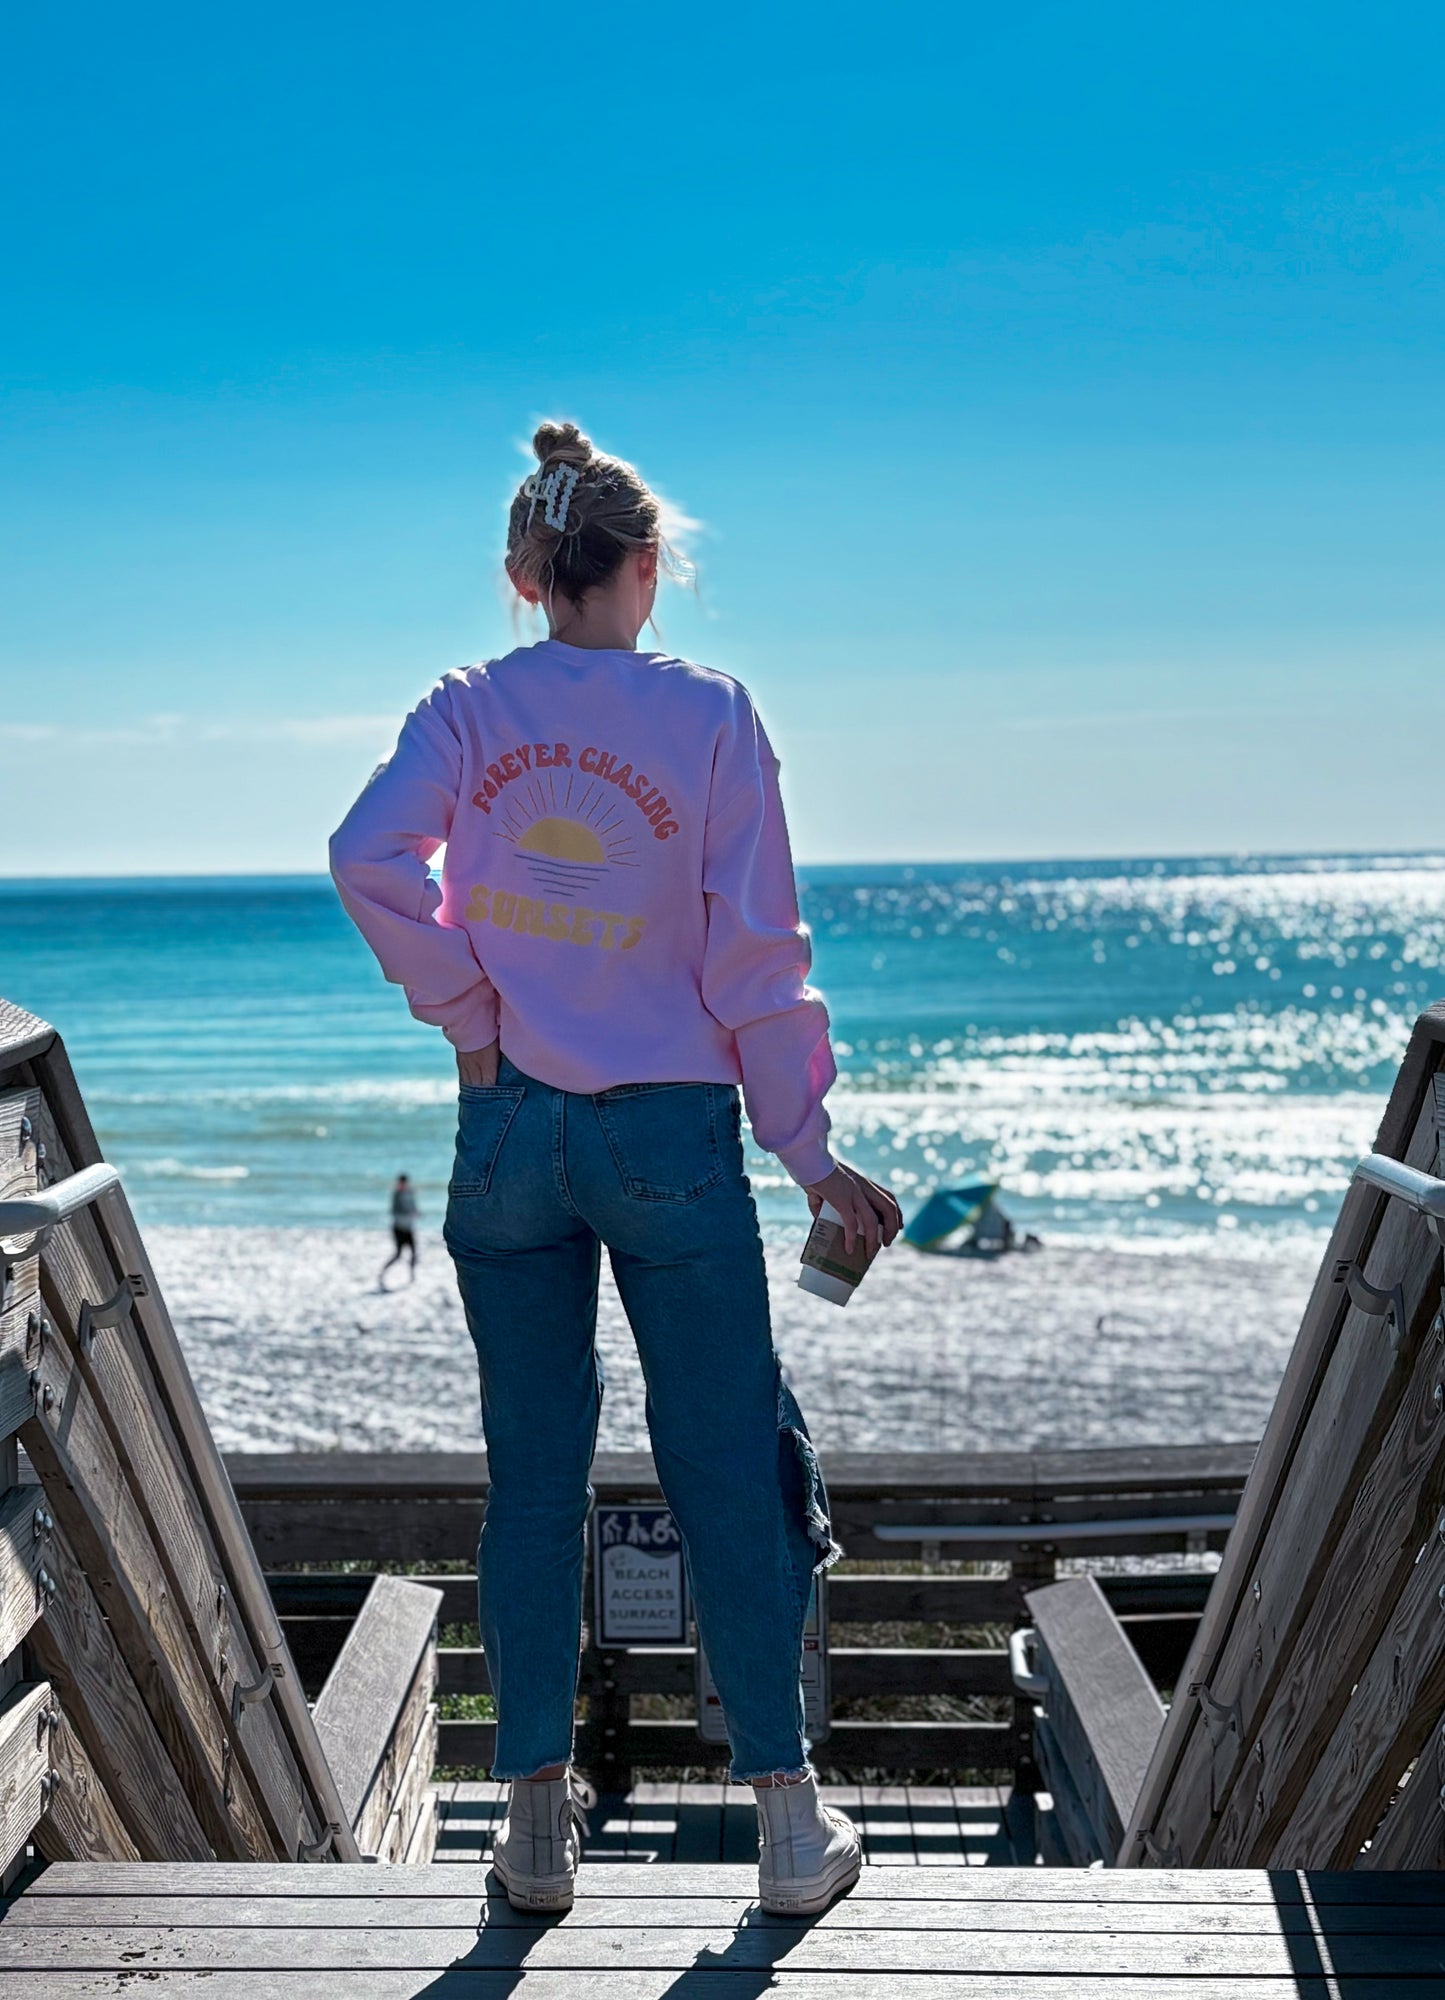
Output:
(0, 1000), (358, 1864)
(0, 1000), (445, 1867)
(1115, 1001), (1445, 1870)
(230, 1442), (1251, 1792)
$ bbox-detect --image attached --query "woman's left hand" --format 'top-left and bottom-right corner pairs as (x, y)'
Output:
(805, 1161), (904, 1258)
(457, 1040), (501, 1087)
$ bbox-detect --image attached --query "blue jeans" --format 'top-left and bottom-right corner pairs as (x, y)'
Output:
(443, 1056), (838, 1784)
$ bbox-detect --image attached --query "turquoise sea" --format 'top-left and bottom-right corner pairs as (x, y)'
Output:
(2, 855), (1440, 1247)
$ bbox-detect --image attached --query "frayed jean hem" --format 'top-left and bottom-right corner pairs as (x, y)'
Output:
(491, 1752), (576, 1782)
(730, 1760), (814, 1785)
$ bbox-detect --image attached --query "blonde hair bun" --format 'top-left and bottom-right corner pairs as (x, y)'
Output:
(532, 420), (593, 469)
(507, 417), (686, 610)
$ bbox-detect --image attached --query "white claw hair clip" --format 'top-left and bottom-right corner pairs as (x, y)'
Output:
(523, 462), (582, 533)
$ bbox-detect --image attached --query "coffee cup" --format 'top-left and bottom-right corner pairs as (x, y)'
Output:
(798, 1201), (879, 1307)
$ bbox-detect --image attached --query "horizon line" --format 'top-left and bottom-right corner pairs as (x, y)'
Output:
(5, 842), (1445, 887)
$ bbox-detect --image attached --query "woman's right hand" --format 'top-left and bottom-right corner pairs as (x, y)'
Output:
(457, 1040), (501, 1088)
(805, 1162), (904, 1259)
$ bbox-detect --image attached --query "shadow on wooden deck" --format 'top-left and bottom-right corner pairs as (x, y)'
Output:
(435, 1779), (1035, 1868)
(5, 1859), (1445, 1994)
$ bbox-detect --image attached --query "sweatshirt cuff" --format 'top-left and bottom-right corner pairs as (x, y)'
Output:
(436, 985), (499, 1052)
(775, 1136), (836, 1190)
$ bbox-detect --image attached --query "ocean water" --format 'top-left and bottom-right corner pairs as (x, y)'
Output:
(2, 855), (1440, 1248)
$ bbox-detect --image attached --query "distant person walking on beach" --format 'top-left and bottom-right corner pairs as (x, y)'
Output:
(331, 420), (900, 1918)
(379, 1173), (419, 1287)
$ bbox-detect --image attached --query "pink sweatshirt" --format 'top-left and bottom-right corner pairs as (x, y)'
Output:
(329, 640), (836, 1187)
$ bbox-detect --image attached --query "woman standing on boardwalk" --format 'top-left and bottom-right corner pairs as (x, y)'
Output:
(330, 421), (900, 1915)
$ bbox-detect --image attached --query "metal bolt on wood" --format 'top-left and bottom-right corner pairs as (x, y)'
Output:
(1252, 1578), (1262, 1603)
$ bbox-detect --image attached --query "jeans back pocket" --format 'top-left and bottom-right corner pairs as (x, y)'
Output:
(595, 1082), (724, 1203)
(450, 1085), (526, 1197)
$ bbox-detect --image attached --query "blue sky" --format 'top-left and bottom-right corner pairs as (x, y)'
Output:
(4, 1), (1442, 872)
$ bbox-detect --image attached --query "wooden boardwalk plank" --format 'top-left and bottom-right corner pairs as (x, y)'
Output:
(994, 1784), (1038, 1867)
(0, 1482), (51, 1664)
(624, 1782), (677, 1864)
(33, 1715), (140, 1864)
(0, 1921), (1442, 1973)
(951, 1784), (1013, 1866)
(857, 1785), (915, 1864)
(1026, 1575), (1165, 1859)
(227, 1441), (1257, 1507)
(15, 1892), (1445, 1934)
(0, 1300), (40, 1466)
(433, 1782), (503, 1865)
(2, 1973), (1412, 1999)
(24, 1861), (1445, 1905)
(1269, 1476), (1445, 1867)
(670, 1782), (723, 1865)
(374, 1705), (437, 1866)
(718, 1784), (756, 1865)
(0, 1681), (50, 1872)
(314, 1575), (440, 1841)
(23, 1516), (213, 1860)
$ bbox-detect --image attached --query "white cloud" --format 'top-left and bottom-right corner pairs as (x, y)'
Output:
(0, 712), (397, 751)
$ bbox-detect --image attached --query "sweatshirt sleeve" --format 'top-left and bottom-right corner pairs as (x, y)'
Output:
(701, 696), (836, 1187)
(328, 680), (499, 1051)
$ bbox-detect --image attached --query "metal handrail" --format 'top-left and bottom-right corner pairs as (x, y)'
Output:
(873, 1512), (1237, 1545)
(0, 1164), (120, 1248)
(1356, 1153), (1445, 1237)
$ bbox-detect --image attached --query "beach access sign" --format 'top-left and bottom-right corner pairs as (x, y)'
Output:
(592, 1506), (689, 1646)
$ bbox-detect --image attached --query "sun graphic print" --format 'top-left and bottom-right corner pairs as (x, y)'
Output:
(492, 769), (640, 894)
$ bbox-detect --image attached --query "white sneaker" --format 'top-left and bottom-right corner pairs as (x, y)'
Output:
(491, 1771), (591, 1912)
(756, 1774), (862, 1916)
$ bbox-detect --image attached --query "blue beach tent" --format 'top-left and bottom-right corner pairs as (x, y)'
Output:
(903, 1181), (1000, 1251)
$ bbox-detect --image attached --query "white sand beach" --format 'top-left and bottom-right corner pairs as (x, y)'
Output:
(151, 1225), (1321, 1458)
